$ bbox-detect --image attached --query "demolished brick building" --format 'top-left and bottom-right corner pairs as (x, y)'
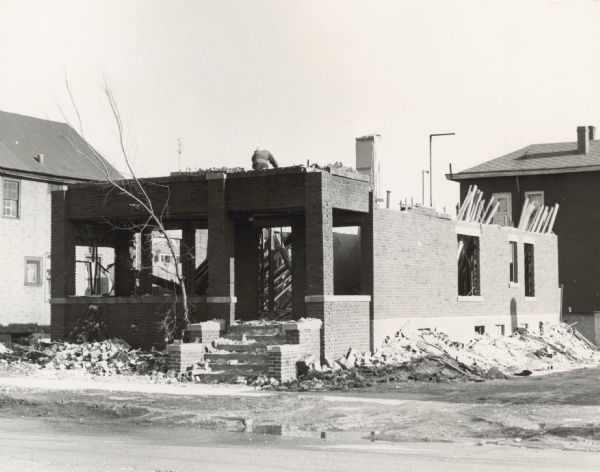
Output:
(50, 136), (561, 378)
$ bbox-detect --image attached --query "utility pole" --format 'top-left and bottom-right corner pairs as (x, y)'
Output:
(177, 137), (183, 171)
(421, 169), (429, 205)
(429, 132), (455, 207)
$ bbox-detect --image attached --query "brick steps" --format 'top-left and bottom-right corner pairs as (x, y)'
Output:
(214, 342), (269, 352)
(205, 352), (270, 363)
(221, 333), (285, 343)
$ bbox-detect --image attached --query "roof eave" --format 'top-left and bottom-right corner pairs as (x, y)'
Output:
(447, 165), (600, 181)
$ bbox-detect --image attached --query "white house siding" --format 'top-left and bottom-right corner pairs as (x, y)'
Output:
(0, 177), (52, 326)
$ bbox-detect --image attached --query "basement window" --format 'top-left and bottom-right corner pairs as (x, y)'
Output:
(495, 324), (505, 336)
(474, 325), (485, 335)
(524, 243), (535, 297)
(509, 241), (518, 284)
(457, 234), (480, 296)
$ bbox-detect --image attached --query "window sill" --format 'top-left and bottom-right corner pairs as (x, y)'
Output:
(457, 296), (483, 302)
(509, 282), (520, 288)
(525, 296), (536, 302)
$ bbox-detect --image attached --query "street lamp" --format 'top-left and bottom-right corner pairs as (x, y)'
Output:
(421, 170), (429, 205)
(429, 132), (456, 207)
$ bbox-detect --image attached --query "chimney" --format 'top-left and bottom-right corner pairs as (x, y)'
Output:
(589, 126), (596, 141)
(34, 153), (45, 165)
(577, 126), (589, 154)
(355, 134), (381, 198)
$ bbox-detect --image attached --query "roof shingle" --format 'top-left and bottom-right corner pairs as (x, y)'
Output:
(449, 140), (600, 180)
(0, 110), (121, 182)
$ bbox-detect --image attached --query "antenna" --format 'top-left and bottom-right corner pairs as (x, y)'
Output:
(177, 137), (183, 171)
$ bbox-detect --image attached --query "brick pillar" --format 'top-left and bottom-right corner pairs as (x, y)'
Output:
(235, 220), (258, 320)
(181, 222), (196, 295)
(207, 173), (236, 326)
(361, 194), (375, 351)
(114, 229), (136, 296)
(291, 215), (306, 319)
(51, 189), (76, 297)
(304, 172), (333, 298)
(139, 227), (154, 294)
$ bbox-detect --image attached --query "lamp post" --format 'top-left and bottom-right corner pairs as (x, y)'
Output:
(421, 170), (429, 205)
(429, 132), (456, 207)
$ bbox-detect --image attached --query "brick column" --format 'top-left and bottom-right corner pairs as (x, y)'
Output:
(206, 172), (236, 326)
(139, 227), (154, 294)
(235, 220), (258, 320)
(290, 215), (306, 318)
(114, 229), (136, 296)
(50, 189), (76, 297)
(181, 222), (196, 295)
(361, 194), (375, 351)
(304, 172), (334, 298)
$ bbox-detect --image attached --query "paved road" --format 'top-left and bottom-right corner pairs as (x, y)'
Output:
(0, 417), (597, 471)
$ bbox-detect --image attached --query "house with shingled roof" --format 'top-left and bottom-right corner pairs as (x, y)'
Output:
(448, 125), (600, 339)
(0, 110), (120, 342)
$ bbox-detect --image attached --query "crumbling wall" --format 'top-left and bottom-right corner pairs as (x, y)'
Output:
(371, 207), (560, 345)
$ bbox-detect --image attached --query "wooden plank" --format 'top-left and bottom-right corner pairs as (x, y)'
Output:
(483, 201), (500, 225)
(457, 185), (476, 221)
(517, 198), (529, 229)
(547, 203), (559, 233)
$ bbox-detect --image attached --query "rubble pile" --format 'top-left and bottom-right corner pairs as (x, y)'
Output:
(0, 339), (168, 378)
(282, 323), (600, 391)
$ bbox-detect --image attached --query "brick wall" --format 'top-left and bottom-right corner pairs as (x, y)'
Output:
(371, 207), (560, 345)
(51, 296), (206, 349)
(0, 178), (53, 327)
(306, 299), (370, 358)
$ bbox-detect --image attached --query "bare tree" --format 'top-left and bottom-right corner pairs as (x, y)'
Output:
(61, 77), (191, 341)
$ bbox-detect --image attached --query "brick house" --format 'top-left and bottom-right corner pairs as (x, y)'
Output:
(0, 110), (119, 340)
(50, 136), (560, 378)
(447, 126), (600, 341)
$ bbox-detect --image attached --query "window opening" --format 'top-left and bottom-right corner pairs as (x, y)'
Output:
(24, 257), (42, 286)
(475, 325), (485, 335)
(2, 179), (19, 218)
(457, 235), (480, 296)
(509, 241), (518, 283)
(524, 243), (535, 297)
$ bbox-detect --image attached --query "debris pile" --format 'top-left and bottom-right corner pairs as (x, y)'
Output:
(0, 339), (168, 379)
(282, 323), (600, 391)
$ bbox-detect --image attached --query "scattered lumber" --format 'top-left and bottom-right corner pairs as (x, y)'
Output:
(456, 185), (499, 224)
(518, 200), (559, 234)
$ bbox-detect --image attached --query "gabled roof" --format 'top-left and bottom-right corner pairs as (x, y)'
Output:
(448, 140), (600, 180)
(0, 110), (121, 182)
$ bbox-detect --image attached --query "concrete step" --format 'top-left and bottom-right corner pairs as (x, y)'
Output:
(205, 352), (270, 363)
(214, 343), (269, 352)
(204, 363), (270, 375)
(228, 324), (283, 336)
(222, 333), (286, 343)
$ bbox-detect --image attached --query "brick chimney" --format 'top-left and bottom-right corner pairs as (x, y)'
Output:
(589, 126), (596, 141)
(577, 126), (589, 154)
(355, 134), (381, 198)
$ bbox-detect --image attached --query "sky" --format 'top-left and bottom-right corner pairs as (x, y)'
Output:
(1, 0), (600, 211)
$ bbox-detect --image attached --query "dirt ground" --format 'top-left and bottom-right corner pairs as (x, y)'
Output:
(2, 365), (600, 452)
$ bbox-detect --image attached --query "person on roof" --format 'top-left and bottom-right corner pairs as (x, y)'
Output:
(251, 148), (279, 170)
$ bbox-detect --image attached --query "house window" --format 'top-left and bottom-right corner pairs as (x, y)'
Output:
(492, 192), (512, 226)
(457, 234), (480, 296)
(524, 191), (544, 209)
(2, 179), (20, 218)
(153, 253), (159, 263)
(524, 243), (535, 297)
(509, 241), (518, 284)
(475, 325), (485, 335)
(24, 257), (42, 286)
(495, 324), (505, 335)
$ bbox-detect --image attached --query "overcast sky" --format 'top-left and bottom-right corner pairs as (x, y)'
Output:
(2, 0), (600, 210)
